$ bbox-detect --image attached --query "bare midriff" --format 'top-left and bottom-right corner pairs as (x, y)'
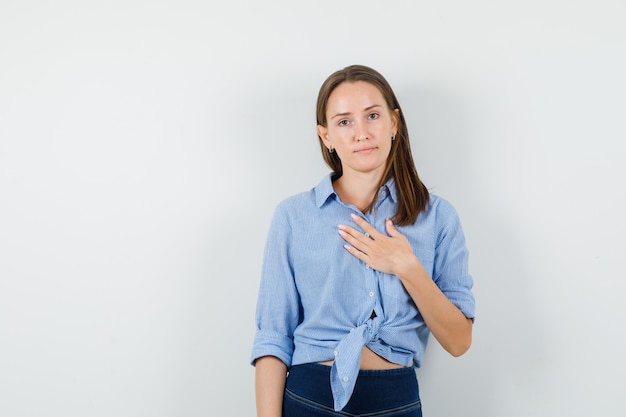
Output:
(318, 346), (410, 370)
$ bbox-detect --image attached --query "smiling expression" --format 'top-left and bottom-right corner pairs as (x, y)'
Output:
(318, 81), (398, 180)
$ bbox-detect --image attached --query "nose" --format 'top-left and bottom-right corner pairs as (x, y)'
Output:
(354, 122), (368, 141)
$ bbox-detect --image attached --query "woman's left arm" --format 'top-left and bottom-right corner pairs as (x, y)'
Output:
(339, 213), (473, 356)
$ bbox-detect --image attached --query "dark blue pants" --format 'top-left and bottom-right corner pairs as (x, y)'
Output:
(283, 363), (422, 417)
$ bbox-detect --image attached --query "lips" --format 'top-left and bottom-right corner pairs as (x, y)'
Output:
(354, 147), (376, 155)
(354, 146), (377, 153)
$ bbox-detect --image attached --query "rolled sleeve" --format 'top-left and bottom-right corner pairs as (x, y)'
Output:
(250, 203), (301, 367)
(433, 200), (476, 320)
(250, 330), (294, 366)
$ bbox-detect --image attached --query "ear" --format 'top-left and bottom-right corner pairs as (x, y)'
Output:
(317, 125), (332, 149)
(392, 108), (400, 135)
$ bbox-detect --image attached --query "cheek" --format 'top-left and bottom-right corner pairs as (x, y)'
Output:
(329, 130), (352, 145)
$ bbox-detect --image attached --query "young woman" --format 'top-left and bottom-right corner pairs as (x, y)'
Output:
(251, 65), (475, 417)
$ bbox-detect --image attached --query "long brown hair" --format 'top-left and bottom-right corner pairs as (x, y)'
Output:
(316, 64), (429, 226)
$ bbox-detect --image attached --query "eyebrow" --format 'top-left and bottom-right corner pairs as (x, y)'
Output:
(330, 104), (383, 120)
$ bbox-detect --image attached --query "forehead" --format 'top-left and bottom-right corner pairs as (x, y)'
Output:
(326, 81), (386, 112)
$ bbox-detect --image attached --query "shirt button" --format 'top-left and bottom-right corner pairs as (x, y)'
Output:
(366, 264), (370, 269)
(334, 350), (338, 357)
(369, 291), (374, 297)
(343, 377), (349, 382)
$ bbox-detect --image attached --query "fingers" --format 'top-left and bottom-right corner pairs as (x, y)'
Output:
(347, 213), (401, 239)
(385, 218), (400, 237)
(338, 214), (412, 276)
(341, 241), (368, 263)
(349, 213), (380, 239)
(337, 225), (370, 252)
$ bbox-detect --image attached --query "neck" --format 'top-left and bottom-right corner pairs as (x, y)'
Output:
(333, 171), (384, 212)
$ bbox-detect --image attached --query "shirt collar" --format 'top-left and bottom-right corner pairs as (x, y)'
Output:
(314, 174), (337, 207)
(314, 173), (397, 208)
(382, 178), (398, 203)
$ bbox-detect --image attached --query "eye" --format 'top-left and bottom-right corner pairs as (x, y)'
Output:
(368, 113), (380, 120)
(338, 119), (350, 127)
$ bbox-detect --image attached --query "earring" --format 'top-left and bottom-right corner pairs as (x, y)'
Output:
(329, 146), (334, 153)
(391, 134), (396, 141)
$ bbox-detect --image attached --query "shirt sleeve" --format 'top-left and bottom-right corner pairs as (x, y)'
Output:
(433, 200), (476, 320)
(250, 203), (301, 367)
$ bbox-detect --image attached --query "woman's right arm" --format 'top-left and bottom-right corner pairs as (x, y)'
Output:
(255, 356), (288, 417)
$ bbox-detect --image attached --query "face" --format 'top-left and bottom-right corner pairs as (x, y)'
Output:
(318, 81), (398, 180)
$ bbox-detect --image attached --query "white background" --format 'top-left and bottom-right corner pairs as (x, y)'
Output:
(1, 1), (625, 416)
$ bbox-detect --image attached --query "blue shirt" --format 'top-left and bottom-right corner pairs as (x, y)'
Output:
(250, 174), (475, 411)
